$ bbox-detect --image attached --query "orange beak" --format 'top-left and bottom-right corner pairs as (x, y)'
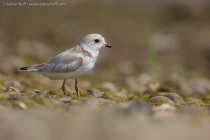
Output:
(103, 42), (112, 48)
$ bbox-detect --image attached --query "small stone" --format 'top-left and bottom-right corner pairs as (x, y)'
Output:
(49, 98), (65, 106)
(33, 90), (49, 97)
(7, 95), (27, 100)
(58, 96), (72, 103)
(116, 92), (128, 101)
(101, 92), (127, 102)
(149, 82), (160, 92)
(92, 90), (103, 97)
(41, 90), (49, 95)
(99, 82), (118, 92)
(71, 100), (79, 104)
(185, 97), (203, 106)
(5, 87), (20, 93)
(88, 88), (103, 97)
(161, 93), (185, 105)
(147, 96), (175, 106)
(11, 101), (28, 110)
(3, 80), (22, 90)
(22, 88), (38, 96)
(126, 93), (138, 100)
(5, 92), (27, 96)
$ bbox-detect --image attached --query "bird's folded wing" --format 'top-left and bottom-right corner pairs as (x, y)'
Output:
(32, 51), (83, 73)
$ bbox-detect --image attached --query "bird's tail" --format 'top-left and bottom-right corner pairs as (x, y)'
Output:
(18, 67), (31, 71)
(19, 63), (46, 72)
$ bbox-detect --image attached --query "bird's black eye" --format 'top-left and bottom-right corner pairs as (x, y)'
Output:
(94, 39), (100, 43)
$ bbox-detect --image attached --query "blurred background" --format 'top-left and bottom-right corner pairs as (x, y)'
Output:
(0, 0), (210, 89)
(1, 1), (210, 140)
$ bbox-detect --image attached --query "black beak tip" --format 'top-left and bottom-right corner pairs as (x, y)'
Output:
(107, 44), (112, 48)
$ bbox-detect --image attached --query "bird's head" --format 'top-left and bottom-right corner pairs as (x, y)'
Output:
(79, 34), (112, 51)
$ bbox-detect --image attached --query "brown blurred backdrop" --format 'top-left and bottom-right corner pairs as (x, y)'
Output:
(1, 0), (210, 83)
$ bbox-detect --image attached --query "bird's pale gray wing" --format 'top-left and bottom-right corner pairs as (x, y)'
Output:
(32, 49), (83, 73)
(48, 57), (83, 73)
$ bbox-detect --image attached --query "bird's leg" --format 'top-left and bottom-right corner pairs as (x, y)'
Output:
(62, 79), (67, 95)
(75, 78), (80, 97)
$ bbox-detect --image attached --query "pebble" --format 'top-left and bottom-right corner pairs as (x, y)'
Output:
(88, 88), (103, 97)
(116, 92), (128, 101)
(147, 96), (175, 106)
(22, 88), (38, 96)
(125, 93), (138, 100)
(33, 90), (49, 97)
(101, 92), (127, 102)
(149, 82), (160, 92)
(3, 81), (22, 90)
(11, 101), (28, 110)
(58, 97), (72, 103)
(49, 98), (65, 105)
(160, 93), (185, 105)
(185, 97), (203, 106)
(5, 87), (21, 93)
(99, 82), (118, 92)
(5, 92), (27, 96)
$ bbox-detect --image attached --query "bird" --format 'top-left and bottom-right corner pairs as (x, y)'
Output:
(18, 34), (112, 97)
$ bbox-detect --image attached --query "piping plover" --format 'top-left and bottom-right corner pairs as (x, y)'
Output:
(19, 34), (112, 97)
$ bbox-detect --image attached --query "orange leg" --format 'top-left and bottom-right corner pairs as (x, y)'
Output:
(62, 79), (67, 95)
(75, 78), (80, 97)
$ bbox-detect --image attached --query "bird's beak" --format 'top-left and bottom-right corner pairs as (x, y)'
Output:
(103, 42), (112, 48)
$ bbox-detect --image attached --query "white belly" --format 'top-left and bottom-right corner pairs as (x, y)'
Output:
(39, 57), (96, 80)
